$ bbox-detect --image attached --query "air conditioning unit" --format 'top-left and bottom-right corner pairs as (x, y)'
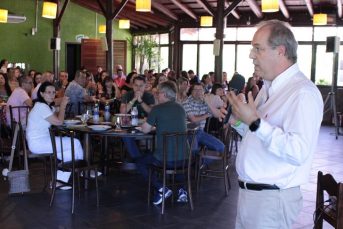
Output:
(7, 14), (26, 23)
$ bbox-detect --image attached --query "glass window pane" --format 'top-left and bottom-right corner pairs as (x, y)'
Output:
(291, 27), (312, 41)
(199, 44), (214, 77)
(224, 28), (236, 41)
(337, 45), (343, 86)
(160, 33), (169, 44)
(236, 45), (254, 81)
(314, 27), (338, 41)
(160, 46), (169, 70)
(151, 34), (159, 44)
(182, 44), (197, 72)
(315, 45), (333, 85)
(199, 28), (216, 41)
(180, 28), (199, 41)
(297, 45), (312, 80)
(223, 44), (235, 78)
(237, 27), (256, 41)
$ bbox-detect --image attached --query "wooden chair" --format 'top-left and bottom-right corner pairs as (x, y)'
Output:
(196, 126), (236, 195)
(12, 120), (53, 186)
(0, 105), (11, 164)
(147, 130), (196, 214)
(64, 103), (75, 119)
(49, 127), (99, 214)
(78, 101), (95, 116)
(9, 105), (31, 129)
(315, 171), (343, 229)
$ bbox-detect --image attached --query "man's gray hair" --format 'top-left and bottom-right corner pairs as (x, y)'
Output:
(158, 81), (177, 101)
(75, 70), (85, 78)
(257, 20), (297, 63)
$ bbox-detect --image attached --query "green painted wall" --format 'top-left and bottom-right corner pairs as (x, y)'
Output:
(0, 0), (131, 74)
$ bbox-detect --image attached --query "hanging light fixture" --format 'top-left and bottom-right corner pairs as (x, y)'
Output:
(136, 0), (151, 12)
(42, 2), (57, 19)
(313, 13), (327, 25)
(99, 25), (106, 33)
(200, 16), (213, 27)
(119, 20), (130, 29)
(261, 0), (279, 13)
(0, 9), (8, 23)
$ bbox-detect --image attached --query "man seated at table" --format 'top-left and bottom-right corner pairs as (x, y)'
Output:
(181, 83), (225, 165)
(65, 70), (94, 115)
(54, 71), (69, 98)
(136, 81), (189, 204)
(120, 76), (155, 159)
(6, 75), (33, 127)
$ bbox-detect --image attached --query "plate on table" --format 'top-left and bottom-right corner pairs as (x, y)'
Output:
(114, 114), (131, 117)
(64, 120), (80, 125)
(88, 125), (111, 131)
(99, 122), (113, 125)
(66, 124), (87, 128)
(75, 115), (93, 119)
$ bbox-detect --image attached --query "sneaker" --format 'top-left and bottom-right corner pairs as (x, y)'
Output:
(153, 188), (172, 205)
(177, 188), (188, 202)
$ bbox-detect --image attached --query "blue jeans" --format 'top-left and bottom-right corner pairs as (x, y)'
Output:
(136, 152), (186, 191)
(191, 129), (225, 165)
(122, 137), (142, 159)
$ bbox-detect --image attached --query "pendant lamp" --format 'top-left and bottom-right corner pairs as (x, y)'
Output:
(0, 9), (8, 23)
(99, 25), (106, 33)
(313, 14), (327, 25)
(261, 0), (279, 13)
(200, 16), (213, 27)
(119, 20), (130, 29)
(136, 0), (151, 12)
(42, 2), (57, 19)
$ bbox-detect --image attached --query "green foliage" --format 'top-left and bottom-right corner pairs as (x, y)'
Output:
(127, 35), (159, 73)
(316, 78), (330, 85)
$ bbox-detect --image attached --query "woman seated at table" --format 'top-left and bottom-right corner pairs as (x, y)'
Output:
(8, 68), (20, 89)
(100, 76), (120, 113)
(96, 70), (109, 97)
(0, 73), (12, 103)
(200, 74), (211, 94)
(120, 72), (137, 98)
(26, 82), (83, 183)
(151, 73), (167, 96)
(176, 77), (189, 104)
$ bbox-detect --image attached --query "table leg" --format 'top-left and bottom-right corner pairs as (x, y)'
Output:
(84, 133), (90, 189)
(102, 136), (109, 176)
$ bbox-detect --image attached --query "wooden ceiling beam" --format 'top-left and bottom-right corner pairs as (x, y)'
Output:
(129, 20), (148, 28)
(279, 0), (290, 19)
(337, 0), (342, 18)
(304, 0), (313, 17)
(152, 2), (179, 20)
(111, 0), (129, 20)
(120, 15), (158, 28)
(170, 0), (197, 20)
(225, 0), (240, 19)
(224, 0), (243, 18)
(116, 8), (171, 27)
(96, 0), (107, 16)
(196, 0), (216, 16)
(244, 0), (263, 18)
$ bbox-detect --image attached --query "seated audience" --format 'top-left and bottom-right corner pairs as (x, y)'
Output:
(167, 70), (176, 82)
(8, 68), (20, 89)
(55, 71), (69, 98)
(114, 69), (126, 88)
(26, 81), (83, 183)
(99, 76), (120, 113)
(120, 76), (155, 159)
(181, 83), (225, 165)
(136, 81), (189, 205)
(6, 75), (33, 127)
(64, 70), (93, 115)
(151, 73), (167, 96)
(31, 71), (54, 100)
(85, 72), (96, 96)
(245, 75), (259, 102)
(176, 77), (189, 104)
(120, 72), (137, 98)
(200, 74), (211, 94)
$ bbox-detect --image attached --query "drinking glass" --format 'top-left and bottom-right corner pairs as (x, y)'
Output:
(81, 113), (89, 125)
(115, 116), (122, 130)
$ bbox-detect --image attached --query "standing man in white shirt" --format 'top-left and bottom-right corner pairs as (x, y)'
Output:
(227, 20), (323, 229)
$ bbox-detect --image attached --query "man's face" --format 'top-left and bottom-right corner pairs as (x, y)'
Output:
(22, 77), (33, 92)
(192, 85), (204, 101)
(133, 79), (145, 93)
(4, 61), (8, 67)
(188, 73), (194, 79)
(144, 70), (149, 78)
(249, 26), (279, 81)
(223, 73), (227, 81)
(59, 72), (68, 82)
(118, 71), (123, 77)
(97, 67), (102, 73)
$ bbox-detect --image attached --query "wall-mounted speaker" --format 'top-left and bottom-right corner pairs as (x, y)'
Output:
(326, 36), (340, 53)
(50, 37), (61, 50)
(213, 39), (220, 56)
(101, 37), (108, 51)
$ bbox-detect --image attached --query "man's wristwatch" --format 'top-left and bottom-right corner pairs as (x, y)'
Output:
(61, 85), (66, 89)
(249, 118), (261, 132)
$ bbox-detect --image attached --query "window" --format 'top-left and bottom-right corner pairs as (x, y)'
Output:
(182, 44), (197, 72)
(180, 28), (199, 41)
(199, 28), (216, 41)
(314, 27), (338, 41)
(199, 44), (214, 77)
(160, 46), (169, 70)
(297, 45), (312, 80)
(291, 27), (313, 41)
(315, 45), (333, 85)
(224, 28), (236, 41)
(237, 28), (256, 41)
(236, 45), (254, 81)
(223, 44), (235, 78)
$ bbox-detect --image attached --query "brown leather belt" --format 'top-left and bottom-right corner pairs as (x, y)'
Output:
(238, 180), (279, 191)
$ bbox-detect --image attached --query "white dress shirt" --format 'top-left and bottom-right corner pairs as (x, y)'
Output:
(235, 63), (323, 189)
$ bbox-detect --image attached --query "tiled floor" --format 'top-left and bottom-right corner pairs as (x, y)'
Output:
(0, 125), (341, 229)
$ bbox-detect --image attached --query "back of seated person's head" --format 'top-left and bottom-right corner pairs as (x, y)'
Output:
(102, 76), (114, 89)
(18, 75), (28, 87)
(126, 72), (137, 84)
(158, 81), (177, 101)
(211, 83), (224, 95)
(75, 70), (85, 79)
